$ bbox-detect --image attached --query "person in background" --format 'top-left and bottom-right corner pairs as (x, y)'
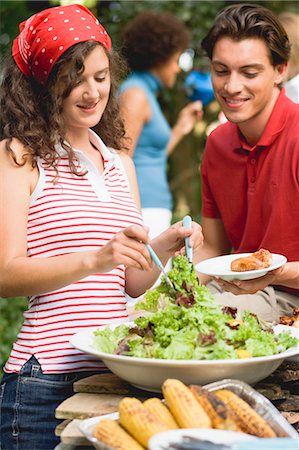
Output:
(278, 12), (299, 103)
(198, 4), (299, 321)
(0, 5), (204, 449)
(119, 11), (202, 239)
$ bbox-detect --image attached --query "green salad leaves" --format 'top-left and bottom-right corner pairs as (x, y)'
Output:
(93, 256), (298, 360)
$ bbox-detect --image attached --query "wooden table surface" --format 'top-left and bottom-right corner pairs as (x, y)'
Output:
(55, 361), (299, 448)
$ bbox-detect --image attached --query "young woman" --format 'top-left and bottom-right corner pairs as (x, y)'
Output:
(0, 5), (203, 449)
(278, 12), (299, 103)
(119, 11), (202, 238)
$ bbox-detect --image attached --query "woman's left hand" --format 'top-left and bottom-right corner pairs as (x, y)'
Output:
(155, 220), (204, 261)
(175, 101), (203, 136)
(214, 268), (281, 295)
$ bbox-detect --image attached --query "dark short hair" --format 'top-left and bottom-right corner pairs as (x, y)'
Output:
(201, 4), (291, 66)
(121, 11), (190, 71)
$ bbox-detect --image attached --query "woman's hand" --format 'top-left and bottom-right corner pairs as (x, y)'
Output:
(175, 100), (203, 136)
(153, 220), (204, 261)
(167, 101), (203, 155)
(94, 225), (153, 272)
(125, 221), (203, 297)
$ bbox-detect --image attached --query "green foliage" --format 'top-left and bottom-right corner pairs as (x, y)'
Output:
(49, 0), (97, 8)
(0, 1), (31, 61)
(0, 297), (27, 371)
(97, 0), (227, 52)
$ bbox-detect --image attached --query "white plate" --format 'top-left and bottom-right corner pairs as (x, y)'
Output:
(70, 326), (299, 392)
(148, 428), (256, 450)
(195, 253), (287, 281)
(79, 416), (256, 450)
(274, 324), (299, 362)
(79, 413), (118, 450)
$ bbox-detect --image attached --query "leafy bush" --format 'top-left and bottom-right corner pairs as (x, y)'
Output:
(0, 297), (27, 372)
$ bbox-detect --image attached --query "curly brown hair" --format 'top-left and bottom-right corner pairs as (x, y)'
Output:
(278, 12), (299, 80)
(121, 11), (190, 71)
(201, 4), (291, 67)
(0, 41), (128, 175)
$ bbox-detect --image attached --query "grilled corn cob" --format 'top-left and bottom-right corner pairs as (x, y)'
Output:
(93, 419), (145, 450)
(190, 385), (240, 431)
(143, 397), (179, 429)
(162, 379), (211, 429)
(119, 397), (170, 447)
(215, 389), (276, 437)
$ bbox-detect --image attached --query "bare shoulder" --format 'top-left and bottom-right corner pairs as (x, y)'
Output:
(118, 151), (136, 175)
(0, 138), (39, 193)
(120, 87), (150, 119)
(118, 151), (134, 165)
(120, 86), (148, 105)
(118, 151), (140, 207)
(0, 137), (34, 168)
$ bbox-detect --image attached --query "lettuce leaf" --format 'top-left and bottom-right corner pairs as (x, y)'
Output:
(93, 323), (129, 353)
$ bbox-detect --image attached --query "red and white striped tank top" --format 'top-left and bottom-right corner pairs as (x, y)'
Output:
(5, 130), (143, 373)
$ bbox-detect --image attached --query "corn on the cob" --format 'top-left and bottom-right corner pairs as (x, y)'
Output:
(190, 385), (240, 431)
(162, 379), (211, 429)
(93, 419), (145, 450)
(215, 389), (276, 437)
(143, 397), (179, 429)
(119, 397), (170, 447)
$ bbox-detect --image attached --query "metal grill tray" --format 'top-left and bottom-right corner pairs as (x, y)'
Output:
(79, 378), (298, 450)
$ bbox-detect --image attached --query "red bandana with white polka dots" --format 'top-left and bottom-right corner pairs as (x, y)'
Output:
(12, 4), (111, 85)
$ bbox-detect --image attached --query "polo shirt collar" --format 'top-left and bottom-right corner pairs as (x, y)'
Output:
(55, 129), (115, 166)
(235, 88), (288, 152)
(54, 130), (117, 201)
(88, 129), (115, 165)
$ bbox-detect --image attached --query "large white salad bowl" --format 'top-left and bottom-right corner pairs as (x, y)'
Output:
(70, 325), (299, 392)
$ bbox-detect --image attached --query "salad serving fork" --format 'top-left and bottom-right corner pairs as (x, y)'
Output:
(146, 215), (193, 294)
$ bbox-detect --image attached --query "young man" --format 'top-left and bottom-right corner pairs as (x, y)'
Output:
(199, 4), (299, 321)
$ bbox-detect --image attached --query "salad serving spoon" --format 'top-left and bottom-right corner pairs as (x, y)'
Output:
(183, 215), (193, 263)
(145, 243), (176, 294)
(182, 214), (202, 286)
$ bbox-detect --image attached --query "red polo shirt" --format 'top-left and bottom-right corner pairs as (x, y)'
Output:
(201, 89), (299, 295)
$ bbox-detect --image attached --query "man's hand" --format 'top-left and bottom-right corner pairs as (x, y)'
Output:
(214, 268), (282, 295)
